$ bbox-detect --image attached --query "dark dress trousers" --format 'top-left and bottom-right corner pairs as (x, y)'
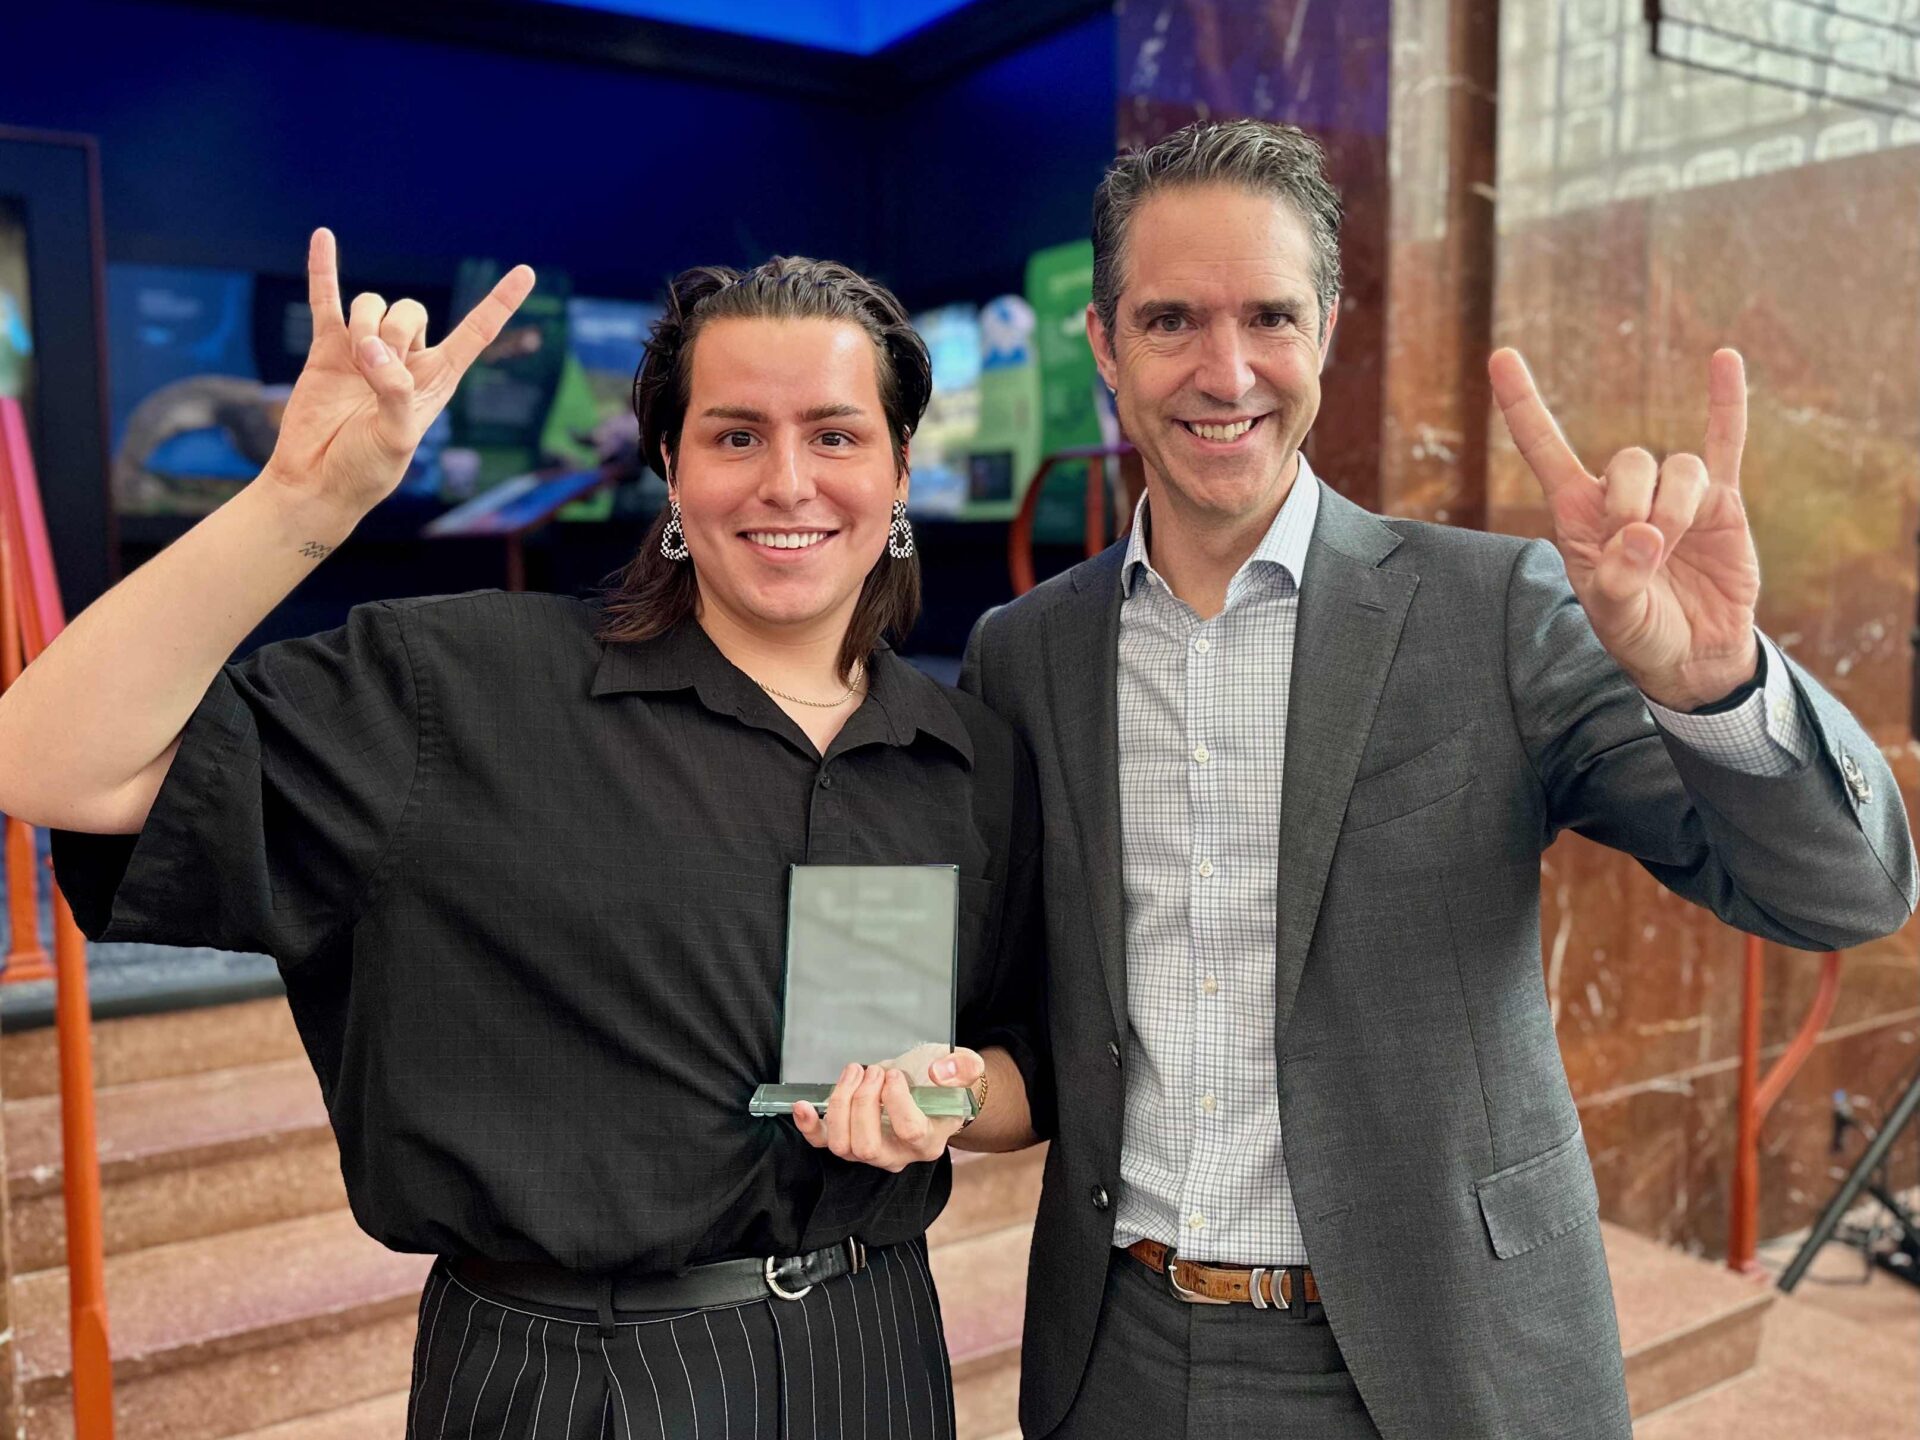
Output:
(961, 484), (1916, 1440)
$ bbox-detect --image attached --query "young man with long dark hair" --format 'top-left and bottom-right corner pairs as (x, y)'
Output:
(0, 232), (1045, 1438)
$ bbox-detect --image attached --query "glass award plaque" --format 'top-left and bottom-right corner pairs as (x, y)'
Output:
(749, 863), (977, 1122)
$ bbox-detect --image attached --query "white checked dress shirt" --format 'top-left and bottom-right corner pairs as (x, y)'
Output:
(1111, 456), (1813, 1265)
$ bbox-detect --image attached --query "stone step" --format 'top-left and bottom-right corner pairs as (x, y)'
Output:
(15, 1209), (430, 1440)
(1604, 1223), (1776, 1418)
(1633, 1282), (1919, 1438)
(1, 997), (304, 1100)
(6, 1058), (344, 1270)
(931, 1146), (1044, 1249)
(223, 1391), (411, 1440)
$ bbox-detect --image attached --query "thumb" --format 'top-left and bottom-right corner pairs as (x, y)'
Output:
(354, 335), (416, 443)
(929, 1048), (985, 1088)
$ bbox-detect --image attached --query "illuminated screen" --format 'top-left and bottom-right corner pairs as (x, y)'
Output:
(105, 264), (263, 516)
(0, 199), (34, 446)
(527, 0), (978, 52)
(906, 303), (981, 516)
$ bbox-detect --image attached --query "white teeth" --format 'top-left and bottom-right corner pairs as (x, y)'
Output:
(1188, 419), (1255, 442)
(746, 532), (829, 550)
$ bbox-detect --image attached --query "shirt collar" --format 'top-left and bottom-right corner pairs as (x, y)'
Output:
(591, 614), (973, 767)
(1122, 452), (1322, 601)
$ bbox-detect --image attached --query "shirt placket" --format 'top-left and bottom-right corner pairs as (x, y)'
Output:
(1180, 604), (1226, 1252)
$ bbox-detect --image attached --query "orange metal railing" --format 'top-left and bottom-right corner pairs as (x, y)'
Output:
(1726, 932), (1844, 1276)
(1007, 443), (1137, 596)
(0, 396), (116, 1434)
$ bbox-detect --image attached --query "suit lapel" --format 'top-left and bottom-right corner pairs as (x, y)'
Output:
(1044, 546), (1131, 1043)
(1275, 487), (1417, 1042)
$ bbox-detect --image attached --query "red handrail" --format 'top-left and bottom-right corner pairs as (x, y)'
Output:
(1008, 443), (1136, 596)
(1727, 932), (1843, 1276)
(1, 537), (50, 985)
(0, 396), (116, 1434)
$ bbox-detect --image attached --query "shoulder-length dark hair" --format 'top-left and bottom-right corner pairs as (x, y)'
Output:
(597, 256), (934, 683)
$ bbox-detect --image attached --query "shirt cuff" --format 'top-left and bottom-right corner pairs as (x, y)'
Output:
(1645, 635), (1812, 776)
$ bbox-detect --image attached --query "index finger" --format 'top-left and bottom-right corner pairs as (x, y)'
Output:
(436, 264), (538, 377)
(307, 228), (344, 334)
(1489, 348), (1591, 498)
(1703, 348), (1746, 489)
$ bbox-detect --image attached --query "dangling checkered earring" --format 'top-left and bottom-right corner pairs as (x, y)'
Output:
(660, 499), (689, 561)
(887, 499), (915, 560)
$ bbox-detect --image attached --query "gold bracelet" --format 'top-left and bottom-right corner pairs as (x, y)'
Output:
(959, 1068), (989, 1129)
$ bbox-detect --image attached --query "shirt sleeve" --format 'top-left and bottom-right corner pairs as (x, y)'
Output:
(50, 601), (421, 967)
(1644, 634), (1813, 776)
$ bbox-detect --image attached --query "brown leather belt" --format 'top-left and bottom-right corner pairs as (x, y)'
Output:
(1126, 1238), (1321, 1309)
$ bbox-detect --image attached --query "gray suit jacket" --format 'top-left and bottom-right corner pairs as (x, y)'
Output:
(960, 482), (1916, 1440)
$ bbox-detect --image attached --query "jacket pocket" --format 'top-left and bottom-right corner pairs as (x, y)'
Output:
(1342, 723), (1476, 833)
(1472, 1128), (1600, 1259)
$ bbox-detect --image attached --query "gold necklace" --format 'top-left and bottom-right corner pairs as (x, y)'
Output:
(755, 662), (865, 709)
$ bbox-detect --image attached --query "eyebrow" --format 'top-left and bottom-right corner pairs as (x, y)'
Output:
(699, 403), (870, 423)
(1131, 297), (1309, 324)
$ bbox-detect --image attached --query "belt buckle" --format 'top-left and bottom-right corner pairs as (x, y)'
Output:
(764, 1254), (814, 1302)
(844, 1238), (868, 1276)
(1162, 1248), (1232, 1305)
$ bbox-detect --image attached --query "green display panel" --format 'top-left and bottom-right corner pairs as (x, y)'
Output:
(1025, 239), (1104, 544)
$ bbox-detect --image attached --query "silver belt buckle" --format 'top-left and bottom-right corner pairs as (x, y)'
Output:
(764, 1255), (814, 1302)
(1163, 1248), (1232, 1305)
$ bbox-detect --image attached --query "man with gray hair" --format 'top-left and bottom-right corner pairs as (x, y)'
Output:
(958, 119), (1913, 1437)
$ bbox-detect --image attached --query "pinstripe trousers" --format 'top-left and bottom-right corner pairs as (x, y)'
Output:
(406, 1239), (955, 1440)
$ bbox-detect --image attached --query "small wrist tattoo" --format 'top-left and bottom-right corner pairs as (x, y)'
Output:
(298, 541), (334, 561)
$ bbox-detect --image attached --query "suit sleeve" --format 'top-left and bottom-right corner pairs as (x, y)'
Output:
(1504, 538), (1915, 950)
(50, 601), (421, 968)
(956, 609), (1057, 1139)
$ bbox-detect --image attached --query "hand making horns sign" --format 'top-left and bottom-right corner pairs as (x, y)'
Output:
(1489, 348), (1762, 713)
(261, 228), (537, 519)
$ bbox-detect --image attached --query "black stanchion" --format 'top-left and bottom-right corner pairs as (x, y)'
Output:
(1778, 1058), (1920, 1293)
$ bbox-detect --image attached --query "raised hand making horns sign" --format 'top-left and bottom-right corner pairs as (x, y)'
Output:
(261, 228), (537, 521)
(1489, 347), (1762, 712)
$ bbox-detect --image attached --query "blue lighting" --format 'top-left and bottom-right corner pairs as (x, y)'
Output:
(530, 0), (984, 53)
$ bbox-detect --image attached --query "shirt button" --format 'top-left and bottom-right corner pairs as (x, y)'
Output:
(1187, 1212), (1206, 1231)
(1198, 859), (1214, 878)
(1203, 977), (1219, 996)
(817, 771), (833, 789)
(1201, 1093), (1217, 1114)
(1107, 1040), (1121, 1067)
(1192, 744), (1211, 765)
(1770, 697), (1791, 726)
(1091, 1185), (1111, 1212)
(1194, 637), (1212, 655)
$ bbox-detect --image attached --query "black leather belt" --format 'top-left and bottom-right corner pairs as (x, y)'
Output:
(454, 1238), (869, 1316)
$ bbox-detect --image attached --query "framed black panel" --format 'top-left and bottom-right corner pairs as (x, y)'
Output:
(0, 127), (111, 615)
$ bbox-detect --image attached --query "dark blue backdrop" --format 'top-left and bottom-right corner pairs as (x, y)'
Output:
(5, 0), (1115, 306)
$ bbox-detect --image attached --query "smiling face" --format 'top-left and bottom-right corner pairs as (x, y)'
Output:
(663, 316), (905, 643)
(1089, 182), (1336, 536)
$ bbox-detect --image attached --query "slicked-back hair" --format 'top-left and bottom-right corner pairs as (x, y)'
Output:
(599, 257), (933, 682)
(1091, 119), (1345, 346)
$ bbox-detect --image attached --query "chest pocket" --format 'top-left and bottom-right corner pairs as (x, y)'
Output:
(1341, 723), (1475, 833)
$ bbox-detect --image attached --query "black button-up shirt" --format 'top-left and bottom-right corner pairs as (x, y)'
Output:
(53, 592), (1045, 1274)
